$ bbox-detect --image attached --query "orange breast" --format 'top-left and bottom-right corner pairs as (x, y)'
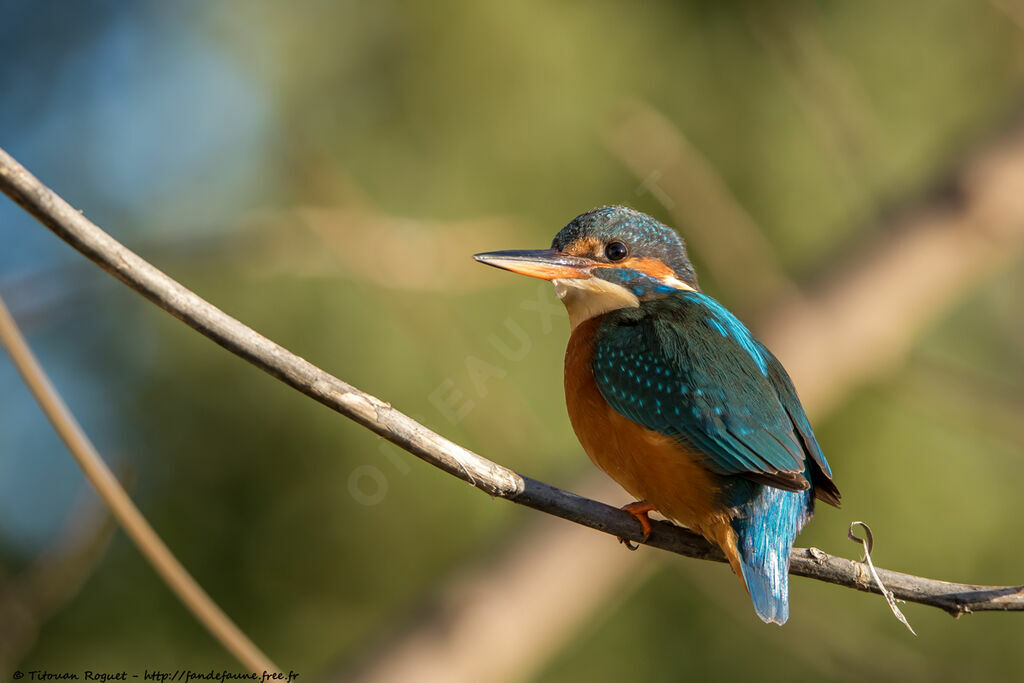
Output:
(564, 317), (743, 577)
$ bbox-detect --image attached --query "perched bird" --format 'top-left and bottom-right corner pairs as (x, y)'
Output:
(474, 206), (840, 624)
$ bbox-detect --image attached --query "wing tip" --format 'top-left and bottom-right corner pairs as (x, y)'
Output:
(814, 478), (842, 508)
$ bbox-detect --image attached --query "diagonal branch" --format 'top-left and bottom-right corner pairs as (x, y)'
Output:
(0, 146), (1021, 617)
(0, 295), (278, 674)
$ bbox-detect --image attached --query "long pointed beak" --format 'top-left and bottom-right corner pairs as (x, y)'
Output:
(473, 249), (595, 280)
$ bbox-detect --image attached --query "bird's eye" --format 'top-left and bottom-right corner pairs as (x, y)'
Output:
(605, 241), (628, 262)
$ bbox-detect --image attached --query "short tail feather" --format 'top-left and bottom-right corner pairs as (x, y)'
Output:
(738, 550), (790, 625)
(732, 486), (813, 625)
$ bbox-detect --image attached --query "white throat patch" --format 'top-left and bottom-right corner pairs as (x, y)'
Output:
(553, 278), (640, 330)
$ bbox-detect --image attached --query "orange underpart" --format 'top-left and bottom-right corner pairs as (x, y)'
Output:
(564, 317), (725, 540)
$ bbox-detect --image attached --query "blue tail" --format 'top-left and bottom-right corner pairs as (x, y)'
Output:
(731, 485), (813, 625)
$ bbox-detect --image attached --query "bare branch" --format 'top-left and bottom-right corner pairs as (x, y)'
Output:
(0, 146), (1021, 619)
(0, 293), (277, 674)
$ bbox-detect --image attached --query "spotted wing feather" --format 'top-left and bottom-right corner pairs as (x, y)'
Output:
(592, 292), (838, 502)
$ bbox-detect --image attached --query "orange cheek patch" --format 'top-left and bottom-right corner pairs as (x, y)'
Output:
(622, 256), (677, 280)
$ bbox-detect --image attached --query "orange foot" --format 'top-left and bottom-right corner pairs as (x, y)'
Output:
(618, 500), (656, 551)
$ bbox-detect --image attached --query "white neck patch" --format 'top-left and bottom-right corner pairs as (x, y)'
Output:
(553, 278), (640, 330)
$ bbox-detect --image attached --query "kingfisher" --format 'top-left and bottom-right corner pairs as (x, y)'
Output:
(474, 206), (840, 624)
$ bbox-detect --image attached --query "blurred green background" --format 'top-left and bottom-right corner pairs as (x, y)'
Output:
(2, 1), (1023, 681)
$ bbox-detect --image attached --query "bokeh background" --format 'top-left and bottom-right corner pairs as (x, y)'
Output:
(2, 1), (1024, 681)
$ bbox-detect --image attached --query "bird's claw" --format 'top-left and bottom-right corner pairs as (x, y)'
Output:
(618, 500), (655, 551)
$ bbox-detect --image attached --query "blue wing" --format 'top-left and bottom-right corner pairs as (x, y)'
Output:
(592, 291), (838, 502)
(757, 341), (840, 504)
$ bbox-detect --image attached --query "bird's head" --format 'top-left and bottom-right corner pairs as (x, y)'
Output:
(474, 206), (698, 328)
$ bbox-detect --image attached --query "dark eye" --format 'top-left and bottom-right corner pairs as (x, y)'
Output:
(605, 241), (628, 262)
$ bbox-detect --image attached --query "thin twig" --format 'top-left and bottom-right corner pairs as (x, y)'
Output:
(0, 294), (277, 674)
(848, 522), (917, 634)
(0, 146), (1021, 617)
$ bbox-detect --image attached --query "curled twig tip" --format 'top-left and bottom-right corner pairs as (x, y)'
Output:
(848, 521), (917, 636)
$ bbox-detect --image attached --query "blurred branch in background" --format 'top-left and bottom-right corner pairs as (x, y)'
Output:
(0, 487), (117, 677)
(765, 109), (1024, 415)
(606, 102), (800, 313)
(907, 352), (1024, 450)
(0, 295), (277, 675)
(289, 208), (531, 291)
(993, 0), (1024, 35)
(2, 139), (1024, 674)
(0, 262), (103, 334)
(748, 3), (881, 207)
(665, 551), (939, 681)
(0, 232), (232, 334)
(345, 104), (1024, 683)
